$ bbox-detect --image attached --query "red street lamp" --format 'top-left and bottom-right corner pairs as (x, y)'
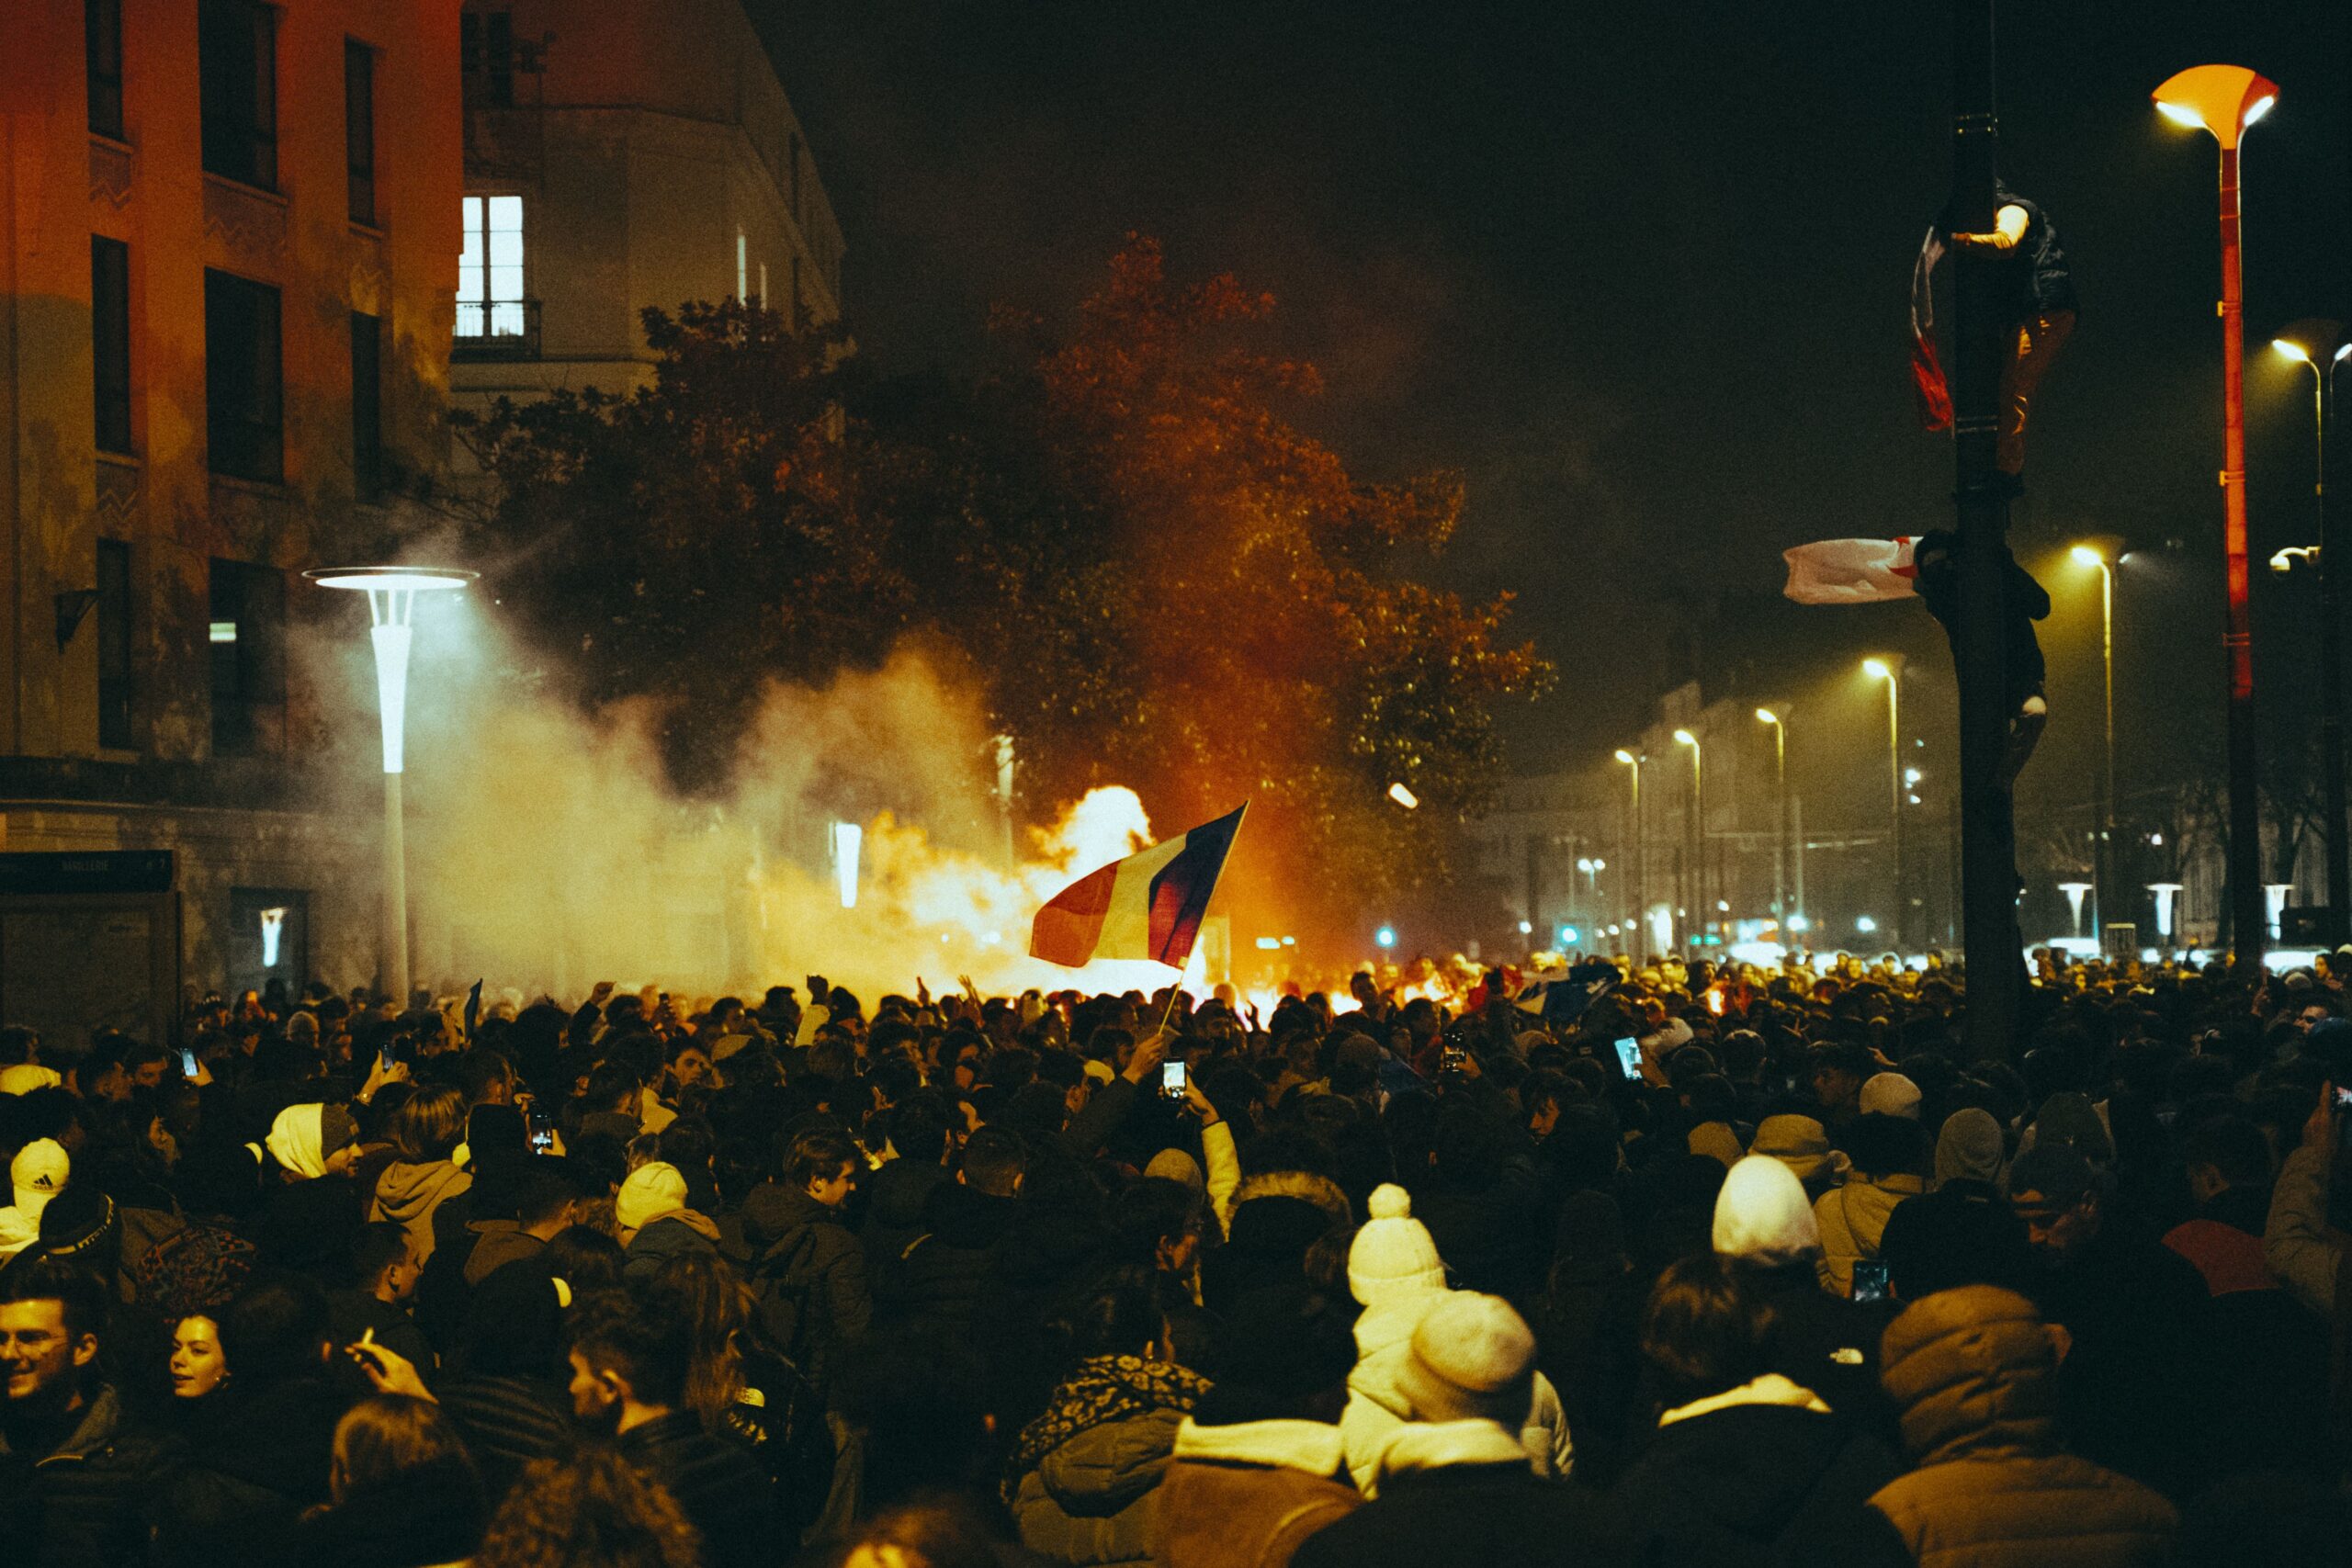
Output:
(2153, 63), (2279, 978)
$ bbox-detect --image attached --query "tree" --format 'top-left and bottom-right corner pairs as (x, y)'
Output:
(449, 243), (1550, 935)
(453, 300), (908, 788)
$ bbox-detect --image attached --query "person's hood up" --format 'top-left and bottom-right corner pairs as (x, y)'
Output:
(1877, 1285), (2060, 1466)
(1750, 1114), (1832, 1186)
(371, 1158), (471, 1225)
(263, 1104), (354, 1179)
(1712, 1155), (1822, 1267)
(1370, 1418), (1528, 1483)
(0, 1063), (62, 1096)
(1933, 1108), (2007, 1190)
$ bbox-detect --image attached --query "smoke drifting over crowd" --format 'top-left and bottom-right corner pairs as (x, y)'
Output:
(300, 590), (1236, 1005)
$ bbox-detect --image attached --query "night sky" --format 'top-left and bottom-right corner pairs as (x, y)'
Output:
(759, 1), (2349, 854)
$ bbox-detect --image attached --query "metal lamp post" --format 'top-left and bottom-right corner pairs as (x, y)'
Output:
(1673, 728), (1702, 949)
(2070, 546), (2116, 945)
(1614, 749), (1644, 950)
(2272, 321), (2348, 939)
(308, 566), (475, 1006)
(2154, 62), (2280, 977)
(1757, 707), (1790, 931)
(1864, 659), (1904, 949)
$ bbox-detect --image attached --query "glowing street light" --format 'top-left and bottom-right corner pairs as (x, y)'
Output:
(1863, 658), (1903, 947)
(2070, 544), (2116, 942)
(2271, 317), (2348, 937)
(2148, 882), (2185, 944)
(1387, 782), (1419, 810)
(2153, 62), (2280, 976)
(1374, 925), (1397, 951)
(830, 820), (864, 909)
(1756, 707), (1792, 927)
(1674, 729), (1703, 945)
(1613, 749), (1645, 947)
(307, 566), (475, 1006)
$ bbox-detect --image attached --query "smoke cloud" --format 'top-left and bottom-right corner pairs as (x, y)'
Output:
(297, 594), (1218, 1007)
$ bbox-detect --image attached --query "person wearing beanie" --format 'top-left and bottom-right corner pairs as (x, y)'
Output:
(1864, 1286), (2175, 1566)
(1155, 1284), (1361, 1568)
(1615, 1255), (1903, 1568)
(1338, 1184), (1573, 1494)
(0, 1137), (69, 1258)
(616, 1160), (719, 1278)
(1709, 1156), (1885, 1425)
(261, 1104), (358, 1181)
(1857, 1072), (1922, 1122)
(1293, 1292), (1630, 1568)
(1812, 1113), (1926, 1297)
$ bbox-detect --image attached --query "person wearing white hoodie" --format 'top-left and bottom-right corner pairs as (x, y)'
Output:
(1336, 1183), (1573, 1495)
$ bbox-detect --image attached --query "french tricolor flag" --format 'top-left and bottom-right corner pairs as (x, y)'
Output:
(1029, 803), (1248, 970)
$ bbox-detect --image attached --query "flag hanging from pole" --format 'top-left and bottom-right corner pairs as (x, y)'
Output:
(1783, 537), (1919, 605)
(1030, 804), (1248, 970)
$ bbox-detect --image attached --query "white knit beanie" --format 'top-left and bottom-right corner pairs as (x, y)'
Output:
(1348, 1184), (1447, 1306)
(1391, 1291), (1536, 1425)
(1712, 1154), (1824, 1267)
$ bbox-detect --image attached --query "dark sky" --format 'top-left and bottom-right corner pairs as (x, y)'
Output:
(757, 2), (2350, 832)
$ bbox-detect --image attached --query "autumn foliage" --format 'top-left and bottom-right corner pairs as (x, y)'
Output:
(454, 237), (1549, 932)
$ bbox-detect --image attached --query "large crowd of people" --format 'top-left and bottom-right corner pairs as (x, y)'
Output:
(3, 947), (2351, 1567)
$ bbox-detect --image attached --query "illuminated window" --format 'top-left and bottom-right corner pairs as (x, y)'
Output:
(209, 558), (284, 757)
(737, 231), (748, 301)
(457, 195), (526, 337)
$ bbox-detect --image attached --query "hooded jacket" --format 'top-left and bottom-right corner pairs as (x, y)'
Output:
(1865, 1286), (2175, 1568)
(1813, 1170), (1923, 1297)
(368, 1160), (471, 1268)
(0, 1383), (175, 1568)
(1153, 1417), (1359, 1568)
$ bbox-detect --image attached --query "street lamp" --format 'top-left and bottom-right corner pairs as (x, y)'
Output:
(306, 565), (475, 1006)
(2154, 62), (2279, 977)
(2272, 318), (2348, 938)
(1863, 658), (1904, 948)
(1756, 707), (1791, 929)
(1674, 728), (1702, 947)
(2070, 545), (2116, 945)
(1614, 749), (1645, 950)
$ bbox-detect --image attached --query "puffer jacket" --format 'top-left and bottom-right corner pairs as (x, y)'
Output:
(434, 1372), (571, 1501)
(1814, 1171), (1923, 1296)
(0, 1384), (175, 1568)
(1339, 1286), (1574, 1494)
(1866, 1286), (2176, 1568)
(368, 1159), (472, 1267)
(1009, 1355), (1206, 1568)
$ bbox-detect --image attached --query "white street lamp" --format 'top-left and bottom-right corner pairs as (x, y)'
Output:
(308, 566), (474, 1005)
(2148, 882), (2185, 944)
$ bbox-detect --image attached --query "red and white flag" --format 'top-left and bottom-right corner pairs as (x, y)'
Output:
(1782, 537), (1918, 605)
(1030, 804), (1248, 970)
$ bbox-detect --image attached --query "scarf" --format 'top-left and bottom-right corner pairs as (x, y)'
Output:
(1004, 1354), (1210, 1501)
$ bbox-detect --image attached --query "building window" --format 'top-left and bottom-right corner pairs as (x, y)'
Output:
(198, 0), (277, 190)
(759, 262), (768, 310)
(345, 40), (377, 226)
(351, 310), (383, 501)
(457, 195), (526, 337)
(460, 10), (515, 108)
(86, 0), (124, 139)
(91, 235), (132, 455)
(96, 539), (133, 750)
(737, 231), (749, 302)
(204, 269), (282, 483)
(209, 558), (283, 757)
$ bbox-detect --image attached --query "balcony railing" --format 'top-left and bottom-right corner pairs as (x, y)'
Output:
(453, 299), (541, 361)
